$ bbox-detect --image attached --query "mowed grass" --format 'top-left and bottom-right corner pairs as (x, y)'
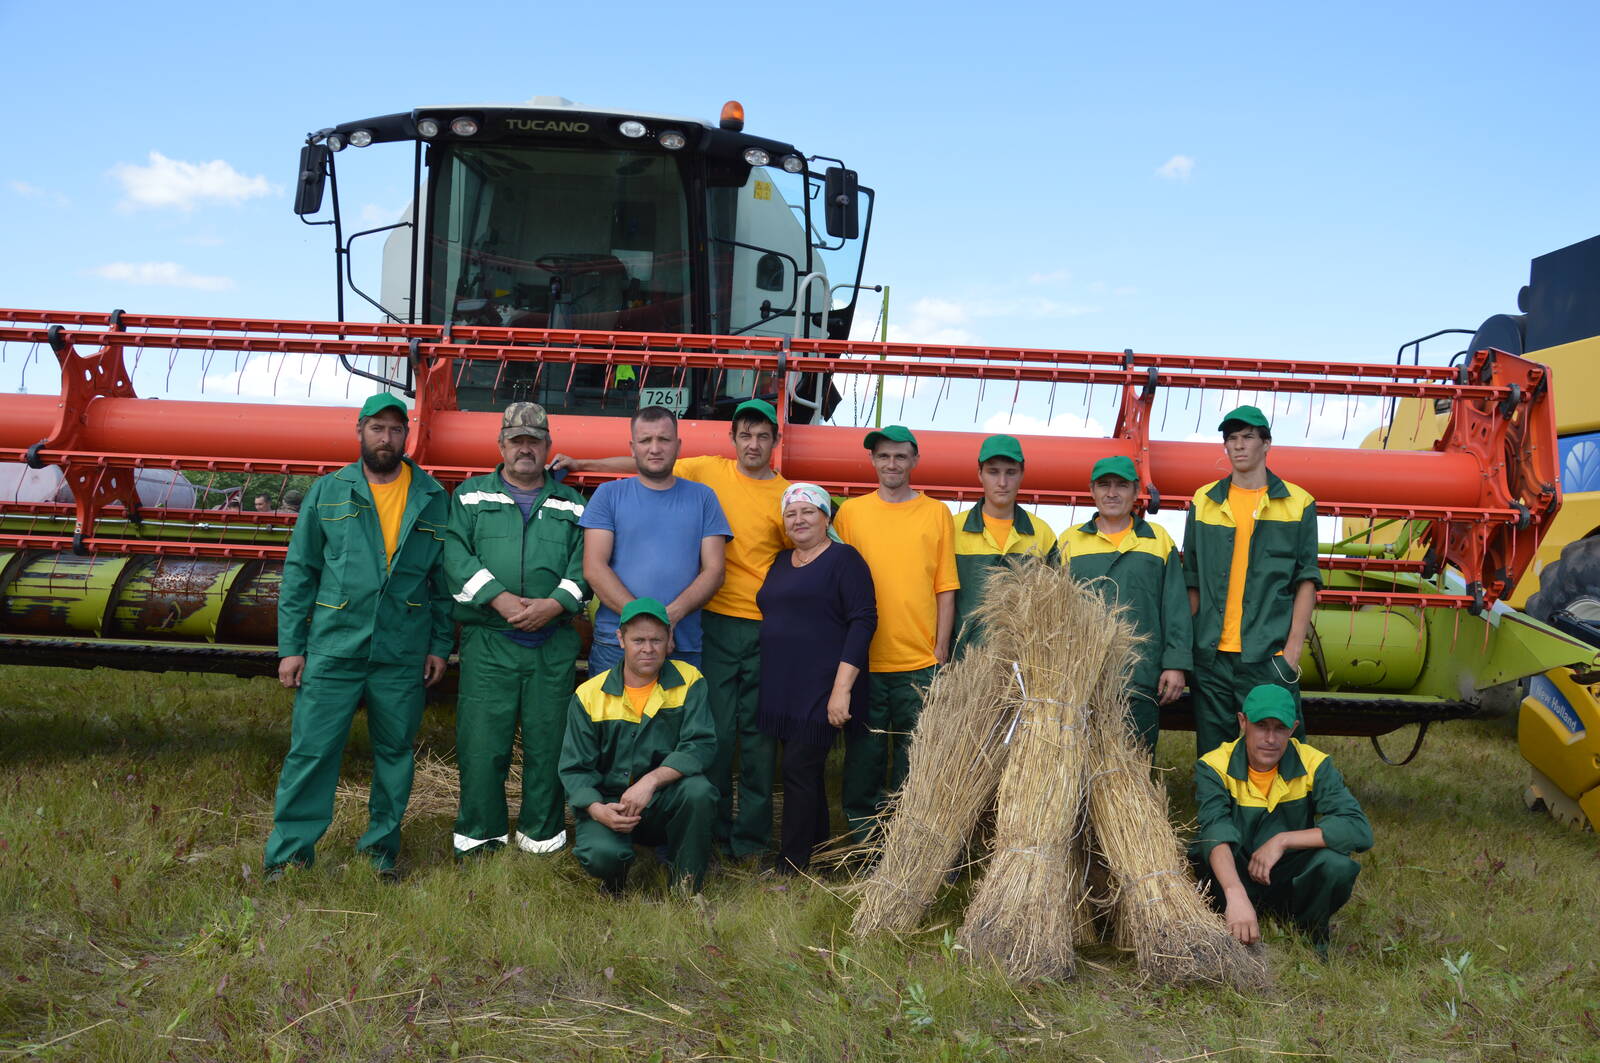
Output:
(1, 667), (1598, 1062)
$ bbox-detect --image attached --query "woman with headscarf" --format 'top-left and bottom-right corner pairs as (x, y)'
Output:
(755, 483), (877, 873)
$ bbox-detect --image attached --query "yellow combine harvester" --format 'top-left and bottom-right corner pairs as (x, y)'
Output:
(1359, 235), (1600, 829)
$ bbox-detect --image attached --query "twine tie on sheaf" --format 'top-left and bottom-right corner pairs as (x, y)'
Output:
(1003, 661), (1081, 745)
(1130, 869), (1182, 907)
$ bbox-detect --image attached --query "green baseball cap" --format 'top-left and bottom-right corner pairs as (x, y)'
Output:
(1218, 404), (1271, 433)
(977, 434), (1024, 464)
(358, 393), (408, 421)
(618, 597), (671, 629)
(1090, 455), (1138, 483)
(863, 424), (918, 451)
(1241, 684), (1298, 727)
(733, 398), (778, 425)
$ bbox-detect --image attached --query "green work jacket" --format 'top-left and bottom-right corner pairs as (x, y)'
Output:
(559, 660), (717, 812)
(1058, 517), (1192, 695)
(950, 504), (1059, 655)
(1181, 471), (1322, 663)
(277, 458), (452, 663)
(1191, 737), (1373, 863)
(444, 468), (589, 629)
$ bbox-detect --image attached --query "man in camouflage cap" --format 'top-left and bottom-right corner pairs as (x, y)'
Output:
(443, 402), (590, 858)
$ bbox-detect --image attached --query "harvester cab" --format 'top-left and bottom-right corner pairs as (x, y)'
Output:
(293, 96), (873, 423)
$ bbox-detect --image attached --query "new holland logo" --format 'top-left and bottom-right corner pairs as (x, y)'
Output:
(508, 119), (591, 134)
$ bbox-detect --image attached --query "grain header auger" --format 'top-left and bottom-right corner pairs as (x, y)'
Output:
(0, 308), (1594, 746)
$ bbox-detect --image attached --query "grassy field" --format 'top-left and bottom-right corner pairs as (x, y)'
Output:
(1, 666), (1598, 1062)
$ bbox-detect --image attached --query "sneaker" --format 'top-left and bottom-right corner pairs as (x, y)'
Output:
(513, 829), (566, 854)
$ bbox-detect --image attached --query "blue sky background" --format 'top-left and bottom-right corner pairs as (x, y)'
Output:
(2, 0), (1595, 473)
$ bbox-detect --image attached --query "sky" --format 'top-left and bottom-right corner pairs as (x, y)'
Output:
(2, 0), (1596, 514)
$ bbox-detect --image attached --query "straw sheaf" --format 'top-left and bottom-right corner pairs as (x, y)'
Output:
(956, 562), (1123, 980)
(850, 643), (1016, 935)
(1085, 632), (1269, 989)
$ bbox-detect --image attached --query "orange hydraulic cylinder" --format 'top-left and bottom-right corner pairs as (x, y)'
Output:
(0, 396), (1484, 509)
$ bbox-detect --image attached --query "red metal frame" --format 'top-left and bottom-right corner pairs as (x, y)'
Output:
(0, 309), (1561, 613)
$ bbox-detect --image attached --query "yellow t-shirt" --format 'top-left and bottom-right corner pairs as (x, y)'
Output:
(1102, 526), (1131, 548)
(834, 491), (961, 672)
(1247, 764), (1279, 799)
(624, 682), (656, 719)
(368, 462), (412, 569)
(1218, 484), (1266, 653)
(981, 513), (1014, 549)
(676, 455), (790, 620)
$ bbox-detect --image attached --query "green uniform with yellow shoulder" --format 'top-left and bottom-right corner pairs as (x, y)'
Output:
(1191, 686), (1372, 945)
(951, 438), (1059, 659)
(559, 611), (719, 891)
(1058, 457), (1192, 753)
(1182, 407), (1322, 757)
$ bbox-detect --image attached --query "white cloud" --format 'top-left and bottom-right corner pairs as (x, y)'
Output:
(9, 180), (69, 206)
(983, 410), (1109, 437)
(1151, 389), (1384, 449)
(90, 261), (234, 291)
(1027, 268), (1072, 286)
(895, 297), (980, 345)
(1156, 154), (1195, 181)
(208, 352), (375, 401)
(110, 151), (276, 210)
(892, 295), (1099, 346)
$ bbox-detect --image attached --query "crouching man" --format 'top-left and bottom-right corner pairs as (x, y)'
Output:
(1191, 685), (1372, 955)
(558, 597), (719, 894)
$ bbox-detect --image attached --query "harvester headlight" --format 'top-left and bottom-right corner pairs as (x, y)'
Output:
(450, 116), (480, 136)
(349, 129), (374, 148)
(416, 118), (441, 138)
(742, 147), (770, 167)
(326, 133), (346, 152)
(619, 119), (647, 138)
(780, 154), (804, 173)
(658, 130), (687, 150)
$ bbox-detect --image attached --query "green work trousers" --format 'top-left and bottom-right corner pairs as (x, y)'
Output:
(1127, 685), (1161, 758)
(453, 624), (579, 854)
(1192, 651), (1305, 758)
(571, 775), (718, 892)
(1195, 846), (1361, 942)
(842, 667), (934, 844)
(264, 653), (427, 872)
(701, 611), (775, 858)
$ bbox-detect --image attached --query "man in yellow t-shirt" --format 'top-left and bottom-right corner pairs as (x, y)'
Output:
(554, 399), (788, 860)
(833, 425), (960, 844)
(1182, 406), (1322, 758)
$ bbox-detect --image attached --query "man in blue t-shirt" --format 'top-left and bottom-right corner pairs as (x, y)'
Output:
(581, 406), (732, 676)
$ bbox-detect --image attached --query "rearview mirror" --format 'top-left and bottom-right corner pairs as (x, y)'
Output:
(824, 167), (859, 240)
(294, 144), (330, 216)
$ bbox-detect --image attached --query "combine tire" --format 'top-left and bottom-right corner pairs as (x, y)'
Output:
(1526, 535), (1600, 632)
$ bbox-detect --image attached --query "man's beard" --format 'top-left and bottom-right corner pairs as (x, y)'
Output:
(362, 440), (403, 474)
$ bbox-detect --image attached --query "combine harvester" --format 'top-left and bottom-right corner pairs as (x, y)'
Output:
(1356, 234), (1600, 830)
(0, 97), (1594, 827)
